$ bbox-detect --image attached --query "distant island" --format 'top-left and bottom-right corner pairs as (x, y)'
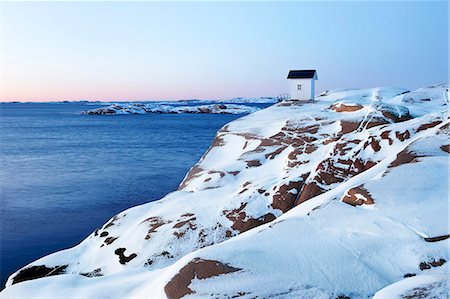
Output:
(82, 103), (263, 115)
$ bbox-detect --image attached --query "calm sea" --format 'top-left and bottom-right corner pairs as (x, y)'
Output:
(0, 102), (268, 286)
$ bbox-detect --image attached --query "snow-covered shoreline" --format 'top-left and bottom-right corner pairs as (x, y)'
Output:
(1, 84), (448, 299)
(82, 103), (261, 115)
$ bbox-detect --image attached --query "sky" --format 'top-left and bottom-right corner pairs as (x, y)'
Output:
(1, 1), (448, 102)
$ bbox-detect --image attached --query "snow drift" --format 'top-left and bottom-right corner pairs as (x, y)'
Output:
(1, 84), (448, 299)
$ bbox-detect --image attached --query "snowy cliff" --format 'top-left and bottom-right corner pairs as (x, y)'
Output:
(1, 84), (448, 298)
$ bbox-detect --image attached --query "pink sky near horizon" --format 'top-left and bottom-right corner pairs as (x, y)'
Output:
(1, 1), (447, 102)
(2, 60), (284, 101)
(3, 73), (267, 102)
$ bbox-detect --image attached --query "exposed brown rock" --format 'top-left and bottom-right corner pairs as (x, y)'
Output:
(160, 251), (174, 259)
(238, 188), (249, 194)
(287, 148), (304, 161)
(353, 159), (376, 172)
(323, 137), (340, 145)
(341, 186), (374, 206)
(381, 130), (393, 145)
(11, 265), (68, 285)
(402, 283), (443, 299)
(436, 124), (448, 139)
(196, 228), (209, 247)
(231, 292), (249, 298)
(208, 170), (225, 177)
(173, 216), (197, 238)
(260, 136), (284, 147)
(314, 154), (375, 187)
(224, 203), (276, 233)
(416, 120), (442, 132)
(141, 216), (169, 240)
(247, 122), (321, 163)
(291, 123), (320, 135)
(211, 135), (226, 147)
(234, 132), (259, 141)
(104, 236), (118, 245)
(164, 258), (241, 299)
(287, 160), (309, 168)
(423, 234), (450, 242)
(246, 160), (262, 167)
(227, 171), (240, 176)
(395, 130), (411, 141)
(440, 144), (450, 154)
(173, 231), (185, 238)
(104, 215), (120, 229)
(389, 149), (419, 168)
(334, 140), (360, 156)
(419, 258), (446, 270)
(340, 121), (360, 134)
(242, 181), (251, 188)
(80, 268), (103, 277)
(181, 213), (194, 217)
(370, 137), (381, 152)
(234, 212), (276, 233)
(173, 217), (197, 229)
(382, 110), (412, 123)
(365, 118), (389, 129)
(305, 144), (318, 154)
(296, 182), (324, 205)
(265, 146), (286, 159)
(178, 165), (204, 190)
(331, 103), (364, 112)
(271, 181), (303, 212)
(316, 167), (341, 185)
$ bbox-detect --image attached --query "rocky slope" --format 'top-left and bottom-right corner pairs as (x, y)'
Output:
(1, 84), (448, 298)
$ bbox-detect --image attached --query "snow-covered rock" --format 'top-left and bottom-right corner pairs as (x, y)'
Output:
(1, 84), (448, 299)
(227, 96), (279, 103)
(83, 103), (260, 115)
(373, 265), (449, 299)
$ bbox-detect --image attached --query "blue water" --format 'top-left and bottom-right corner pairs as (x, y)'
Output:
(0, 102), (267, 286)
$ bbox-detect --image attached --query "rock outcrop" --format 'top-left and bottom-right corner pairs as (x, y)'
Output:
(1, 84), (448, 299)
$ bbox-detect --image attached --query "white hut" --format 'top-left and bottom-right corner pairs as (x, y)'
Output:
(287, 70), (318, 100)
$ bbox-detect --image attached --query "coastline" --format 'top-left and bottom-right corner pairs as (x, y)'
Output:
(2, 84), (448, 298)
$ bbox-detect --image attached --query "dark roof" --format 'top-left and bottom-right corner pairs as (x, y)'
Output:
(287, 70), (317, 79)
